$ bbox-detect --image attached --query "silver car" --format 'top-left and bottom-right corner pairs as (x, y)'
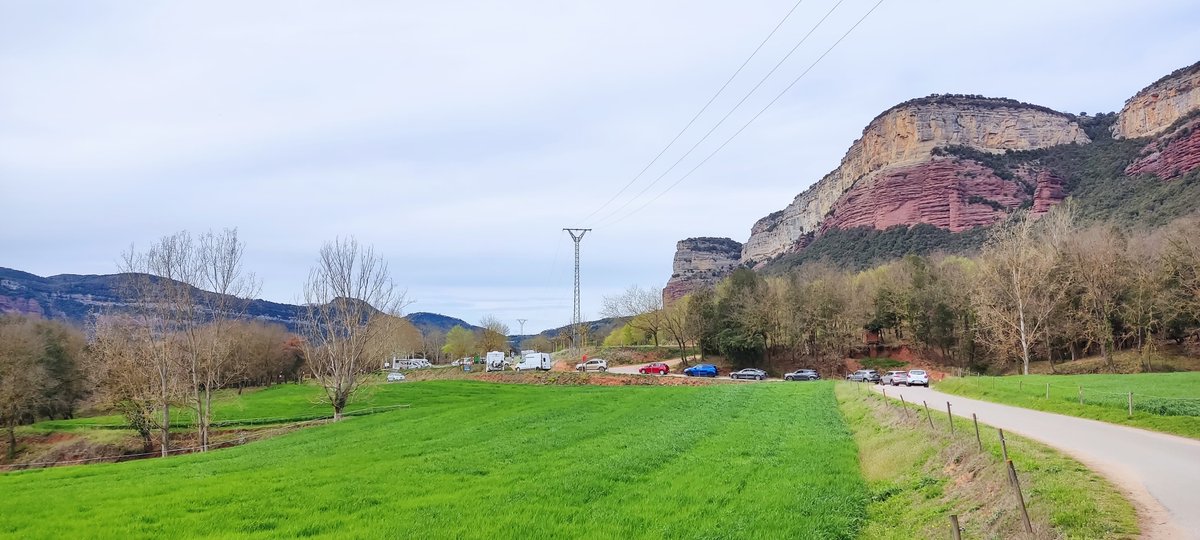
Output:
(881, 370), (909, 386)
(730, 368), (768, 380)
(784, 369), (820, 381)
(906, 369), (930, 387)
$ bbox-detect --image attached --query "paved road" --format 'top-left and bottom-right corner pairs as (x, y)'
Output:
(607, 358), (685, 376)
(604, 360), (782, 381)
(873, 384), (1200, 539)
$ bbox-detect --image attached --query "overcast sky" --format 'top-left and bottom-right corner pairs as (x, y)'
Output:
(2, 1), (1198, 333)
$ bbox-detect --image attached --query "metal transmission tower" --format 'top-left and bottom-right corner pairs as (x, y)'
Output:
(516, 319), (527, 337)
(563, 228), (591, 352)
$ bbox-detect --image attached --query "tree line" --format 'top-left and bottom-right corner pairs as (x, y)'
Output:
(0, 231), (435, 459)
(612, 206), (1200, 376)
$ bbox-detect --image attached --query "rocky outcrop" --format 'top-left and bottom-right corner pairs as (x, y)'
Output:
(741, 95), (1089, 264)
(817, 159), (1022, 233)
(1114, 61), (1200, 139)
(1125, 118), (1200, 180)
(663, 237), (742, 303)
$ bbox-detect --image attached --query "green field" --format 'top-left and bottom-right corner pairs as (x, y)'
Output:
(1, 381), (868, 539)
(936, 373), (1200, 439)
(30, 382), (404, 431)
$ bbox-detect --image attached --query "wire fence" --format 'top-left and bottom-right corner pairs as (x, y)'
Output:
(857, 381), (1036, 536)
(2, 404), (410, 472)
(40, 404), (412, 430)
(978, 378), (1200, 417)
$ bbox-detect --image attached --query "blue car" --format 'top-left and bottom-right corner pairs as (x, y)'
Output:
(683, 364), (719, 377)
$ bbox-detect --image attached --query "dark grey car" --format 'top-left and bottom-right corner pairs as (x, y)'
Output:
(846, 369), (881, 383)
(730, 368), (768, 380)
(784, 369), (820, 381)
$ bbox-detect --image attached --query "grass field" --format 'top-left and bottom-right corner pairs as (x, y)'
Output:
(1, 381), (869, 539)
(936, 373), (1200, 439)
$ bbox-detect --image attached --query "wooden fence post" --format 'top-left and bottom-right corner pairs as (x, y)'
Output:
(1006, 459), (1034, 533)
(949, 514), (962, 540)
(946, 402), (954, 433)
(900, 395), (910, 419)
(923, 401), (935, 429)
(972, 413), (982, 452)
(998, 428), (1009, 462)
(1128, 392), (1133, 417)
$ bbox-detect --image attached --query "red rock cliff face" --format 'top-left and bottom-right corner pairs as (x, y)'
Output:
(1125, 118), (1200, 180)
(817, 158), (1062, 234)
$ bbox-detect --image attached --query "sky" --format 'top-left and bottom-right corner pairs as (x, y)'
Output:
(2, 1), (1199, 333)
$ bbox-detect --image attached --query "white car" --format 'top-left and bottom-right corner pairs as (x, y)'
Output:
(575, 358), (608, 372)
(386, 372), (406, 382)
(906, 370), (929, 387)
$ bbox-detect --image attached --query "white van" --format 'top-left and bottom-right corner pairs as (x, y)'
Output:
(485, 351), (507, 372)
(514, 352), (552, 371)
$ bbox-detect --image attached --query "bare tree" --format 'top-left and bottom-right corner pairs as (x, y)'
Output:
(1064, 226), (1130, 371)
(0, 317), (52, 459)
(420, 329), (446, 363)
(1163, 218), (1200, 325)
(660, 295), (696, 362)
(121, 229), (258, 452)
(119, 236), (190, 457)
(973, 209), (1074, 374)
(301, 237), (407, 420)
(520, 334), (553, 353)
(479, 315), (510, 352)
(601, 285), (664, 346)
(1123, 232), (1166, 371)
(92, 314), (165, 452)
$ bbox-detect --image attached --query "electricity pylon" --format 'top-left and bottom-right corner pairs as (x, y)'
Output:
(563, 228), (591, 353)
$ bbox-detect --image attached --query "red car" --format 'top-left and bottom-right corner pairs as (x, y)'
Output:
(638, 362), (670, 375)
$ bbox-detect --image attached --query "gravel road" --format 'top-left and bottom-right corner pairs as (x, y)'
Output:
(873, 384), (1200, 539)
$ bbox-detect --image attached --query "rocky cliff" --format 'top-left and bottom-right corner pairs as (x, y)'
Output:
(666, 61), (1200, 301)
(741, 95), (1089, 264)
(817, 158), (1064, 233)
(1125, 117), (1200, 180)
(1113, 61), (1200, 139)
(662, 237), (743, 302)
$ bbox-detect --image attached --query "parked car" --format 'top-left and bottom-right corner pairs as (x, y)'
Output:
(683, 364), (719, 377)
(846, 369), (881, 383)
(638, 362), (670, 375)
(882, 370), (909, 386)
(576, 358), (608, 372)
(730, 368), (768, 381)
(906, 369), (930, 387)
(386, 372), (406, 382)
(784, 369), (820, 381)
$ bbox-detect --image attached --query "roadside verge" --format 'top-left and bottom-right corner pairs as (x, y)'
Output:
(837, 383), (1137, 539)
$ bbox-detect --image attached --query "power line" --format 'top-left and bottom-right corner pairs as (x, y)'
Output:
(579, 0), (808, 226)
(605, 0), (886, 227)
(592, 0), (847, 227)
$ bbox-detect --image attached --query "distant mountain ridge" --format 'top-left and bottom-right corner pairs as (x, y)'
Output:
(0, 267), (477, 334)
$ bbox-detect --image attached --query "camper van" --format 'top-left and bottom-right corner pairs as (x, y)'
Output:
(514, 352), (552, 371)
(485, 351), (507, 372)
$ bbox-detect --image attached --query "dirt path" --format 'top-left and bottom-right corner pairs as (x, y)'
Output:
(872, 385), (1200, 539)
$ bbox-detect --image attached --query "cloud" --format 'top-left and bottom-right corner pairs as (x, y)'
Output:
(3, 0), (1199, 332)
